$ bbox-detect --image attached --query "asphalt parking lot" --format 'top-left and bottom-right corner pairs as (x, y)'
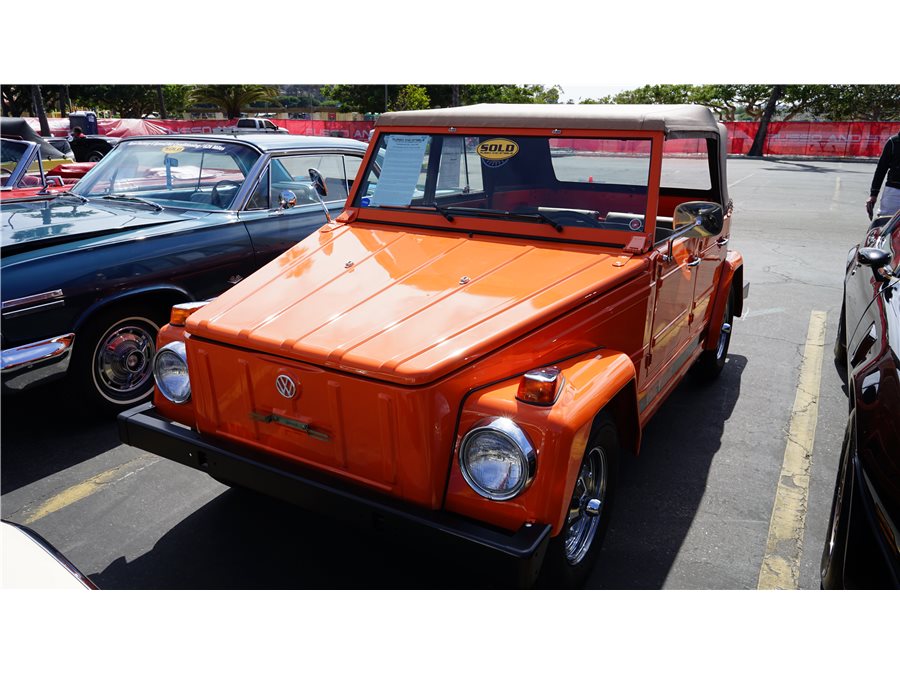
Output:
(0, 156), (874, 589)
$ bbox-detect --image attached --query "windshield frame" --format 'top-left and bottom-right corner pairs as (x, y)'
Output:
(345, 126), (664, 249)
(71, 136), (266, 212)
(1, 138), (43, 191)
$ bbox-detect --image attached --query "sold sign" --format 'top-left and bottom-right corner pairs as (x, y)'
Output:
(476, 138), (519, 161)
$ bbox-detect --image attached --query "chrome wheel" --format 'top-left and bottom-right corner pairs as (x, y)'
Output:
(564, 446), (608, 565)
(92, 318), (158, 403)
(715, 294), (733, 361)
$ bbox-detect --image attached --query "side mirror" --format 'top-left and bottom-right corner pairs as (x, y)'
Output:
(308, 168), (328, 197)
(857, 247), (891, 268)
(858, 247), (895, 282)
(674, 201), (724, 238)
(279, 190), (297, 209)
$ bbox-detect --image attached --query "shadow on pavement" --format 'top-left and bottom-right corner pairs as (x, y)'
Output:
(759, 159), (843, 174)
(92, 487), (516, 590)
(0, 386), (122, 495)
(586, 354), (748, 589)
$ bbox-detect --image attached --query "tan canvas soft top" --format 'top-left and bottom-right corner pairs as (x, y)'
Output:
(376, 103), (721, 136)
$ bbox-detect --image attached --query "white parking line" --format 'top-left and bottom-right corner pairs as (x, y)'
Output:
(757, 310), (827, 589)
(728, 172), (758, 188)
(830, 177), (842, 211)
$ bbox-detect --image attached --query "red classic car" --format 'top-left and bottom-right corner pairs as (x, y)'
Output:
(1, 138), (93, 201)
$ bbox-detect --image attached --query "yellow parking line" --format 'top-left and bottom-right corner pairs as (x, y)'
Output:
(757, 310), (827, 589)
(23, 456), (154, 525)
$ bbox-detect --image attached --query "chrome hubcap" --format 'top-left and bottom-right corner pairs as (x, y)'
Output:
(95, 323), (156, 398)
(564, 446), (607, 565)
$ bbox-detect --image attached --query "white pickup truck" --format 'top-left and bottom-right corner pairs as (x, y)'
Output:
(221, 118), (289, 133)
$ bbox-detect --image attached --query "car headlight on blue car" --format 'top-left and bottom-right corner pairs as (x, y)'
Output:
(153, 341), (191, 404)
(459, 417), (536, 501)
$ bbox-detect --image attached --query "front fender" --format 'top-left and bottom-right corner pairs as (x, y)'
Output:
(703, 250), (745, 351)
(72, 284), (194, 334)
(444, 349), (638, 535)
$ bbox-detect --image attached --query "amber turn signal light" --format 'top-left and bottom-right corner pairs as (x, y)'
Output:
(169, 301), (210, 327)
(516, 366), (565, 406)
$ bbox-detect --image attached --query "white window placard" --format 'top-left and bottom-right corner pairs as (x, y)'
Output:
(437, 136), (463, 190)
(370, 135), (429, 206)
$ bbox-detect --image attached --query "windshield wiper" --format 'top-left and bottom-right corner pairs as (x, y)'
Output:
(520, 210), (564, 232)
(437, 206), (564, 232)
(100, 194), (163, 211)
(425, 203), (455, 222)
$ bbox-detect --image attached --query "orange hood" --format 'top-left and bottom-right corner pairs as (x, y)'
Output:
(186, 223), (646, 385)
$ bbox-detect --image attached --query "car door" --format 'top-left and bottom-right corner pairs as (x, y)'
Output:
(659, 140), (727, 339)
(685, 224), (727, 337)
(238, 151), (362, 267)
(643, 230), (697, 401)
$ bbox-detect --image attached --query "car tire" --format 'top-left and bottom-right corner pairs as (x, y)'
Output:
(820, 417), (853, 589)
(834, 300), (848, 371)
(540, 413), (620, 588)
(696, 287), (734, 380)
(86, 151), (105, 162)
(70, 305), (167, 414)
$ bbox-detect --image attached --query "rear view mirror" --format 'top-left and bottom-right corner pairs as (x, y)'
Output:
(674, 201), (724, 238)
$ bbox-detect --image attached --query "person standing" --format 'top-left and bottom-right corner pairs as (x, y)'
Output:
(69, 126), (88, 162)
(867, 131), (900, 219)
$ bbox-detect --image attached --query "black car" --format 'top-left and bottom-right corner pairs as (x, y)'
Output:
(823, 209), (900, 589)
(1, 133), (368, 412)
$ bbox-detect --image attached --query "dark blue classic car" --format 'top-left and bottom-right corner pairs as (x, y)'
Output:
(1, 133), (368, 412)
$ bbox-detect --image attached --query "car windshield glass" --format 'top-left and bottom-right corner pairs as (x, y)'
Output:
(72, 139), (261, 211)
(1, 140), (28, 184)
(352, 133), (653, 232)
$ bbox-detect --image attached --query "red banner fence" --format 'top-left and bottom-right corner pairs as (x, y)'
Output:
(23, 117), (900, 158)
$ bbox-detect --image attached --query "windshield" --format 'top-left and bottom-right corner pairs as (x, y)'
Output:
(1, 140), (29, 185)
(353, 133), (653, 232)
(73, 139), (261, 210)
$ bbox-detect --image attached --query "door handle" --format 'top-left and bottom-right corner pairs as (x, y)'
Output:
(716, 236), (730, 248)
(687, 257), (701, 267)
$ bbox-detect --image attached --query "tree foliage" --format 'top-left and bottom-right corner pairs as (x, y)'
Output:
(320, 84), (560, 113)
(804, 85), (900, 121)
(389, 85), (431, 112)
(3, 84), (897, 123)
(189, 85), (280, 119)
(580, 84), (900, 122)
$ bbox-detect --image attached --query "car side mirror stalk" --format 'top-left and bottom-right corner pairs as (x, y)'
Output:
(308, 168), (332, 222)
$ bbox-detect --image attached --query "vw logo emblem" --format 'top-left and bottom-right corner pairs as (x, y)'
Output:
(275, 374), (297, 399)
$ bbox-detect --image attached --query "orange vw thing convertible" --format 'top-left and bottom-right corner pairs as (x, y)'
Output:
(119, 104), (747, 586)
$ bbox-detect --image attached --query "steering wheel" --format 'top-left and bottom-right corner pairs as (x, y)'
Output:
(0, 167), (11, 176)
(210, 180), (243, 208)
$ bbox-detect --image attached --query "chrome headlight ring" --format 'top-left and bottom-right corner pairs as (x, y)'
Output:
(153, 340), (191, 404)
(458, 417), (537, 501)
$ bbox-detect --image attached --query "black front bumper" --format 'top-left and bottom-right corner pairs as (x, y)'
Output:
(118, 403), (551, 585)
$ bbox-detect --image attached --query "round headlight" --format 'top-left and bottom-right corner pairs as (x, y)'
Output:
(153, 341), (191, 404)
(459, 417), (536, 501)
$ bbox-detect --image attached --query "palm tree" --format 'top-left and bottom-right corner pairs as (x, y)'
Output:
(30, 85), (50, 136)
(190, 84), (280, 119)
